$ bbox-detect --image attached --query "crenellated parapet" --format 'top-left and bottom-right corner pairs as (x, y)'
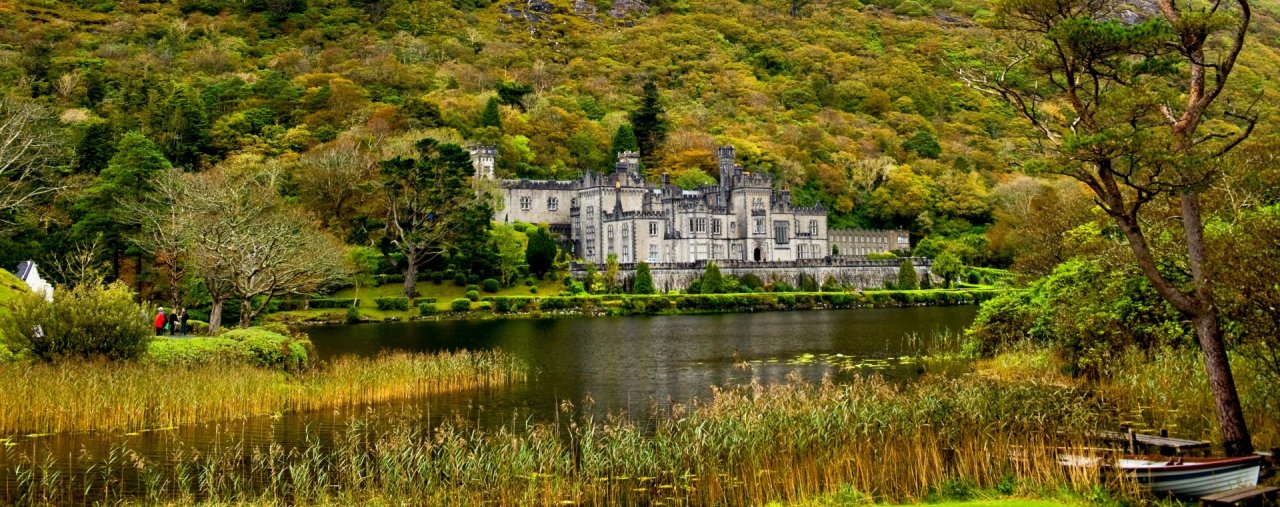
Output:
(501, 179), (580, 191)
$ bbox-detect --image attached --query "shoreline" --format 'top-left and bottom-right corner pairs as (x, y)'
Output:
(265, 288), (1005, 326)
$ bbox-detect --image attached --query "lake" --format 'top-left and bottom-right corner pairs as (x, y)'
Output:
(0, 306), (976, 502)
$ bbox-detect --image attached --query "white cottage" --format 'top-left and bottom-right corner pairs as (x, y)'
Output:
(15, 260), (53, 302)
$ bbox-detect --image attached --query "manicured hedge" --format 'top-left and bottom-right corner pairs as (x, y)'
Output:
(451, 298), (472, 312)
(309, 298), (359, 309)
(374, 297), (410, 311)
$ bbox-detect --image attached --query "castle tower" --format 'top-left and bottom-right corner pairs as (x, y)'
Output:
(468, 145), (497, 180)
(717, 146), (736, 189)
(616, 150), (640, 174)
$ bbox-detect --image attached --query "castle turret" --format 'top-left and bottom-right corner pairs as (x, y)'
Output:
(468, 145), (497, 180)
(717, 146), (736, 189)
(616, 150), (640, 175)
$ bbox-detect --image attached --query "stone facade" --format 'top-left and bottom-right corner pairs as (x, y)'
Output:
(830, 228), (910, 257)
(479, 146), (830, 265)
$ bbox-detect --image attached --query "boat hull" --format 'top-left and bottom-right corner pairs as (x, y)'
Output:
(1060, 454), (1263, 498)
(1123, 456), (1261, 497)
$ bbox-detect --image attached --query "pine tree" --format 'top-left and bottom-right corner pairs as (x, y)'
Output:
(525, 227), (558, 278)
(633, 261), (655, 294)
(611, 124), (639, 155)
(701, 262), (723, 294)
(897, 259), (919, 290)
(71, 131), (172, 279)
(481, 96), (502, 130)
(630, 80), (666, 166)
(74, 119), (116, 175)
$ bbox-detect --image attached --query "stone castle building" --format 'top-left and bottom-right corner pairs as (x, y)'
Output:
(474, 146), (834, 265)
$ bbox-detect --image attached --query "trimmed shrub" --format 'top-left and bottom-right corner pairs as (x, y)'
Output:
(478, 302), (492, 311)
(492, 298), (512, 313)
(451, 298), (472, 312)
(482, 278), (500, 293)
(466, 284), (480, 293)
(374, 297), (410, 311)
(430, 271), (444, 284)
(454, 273), (467, 286)
(309, 298), (358, 309)
(418, 302), (437, 315)
(466, 290), (480, 301)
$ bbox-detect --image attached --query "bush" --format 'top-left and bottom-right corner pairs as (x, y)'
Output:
(430, 271), (444, 284)
(492, 298), (512, 313)
(1, 281), (152, 361)
(418, 302), (437, 315)
(454, 273), (467, 286)
(525, 276), (537, 286)
(374, 297), (410, 311)
(478, 302), (492, 311)
(466, 290), (480, 301)
(309, 298), (358, 309)
(467, 274), (480, 284)
(466, 284), (480, 293)
(145, 327), (313, 371)
(451, 298), (472, 312)
(346, 306), (362, 324)
(482, 278), (500, 293)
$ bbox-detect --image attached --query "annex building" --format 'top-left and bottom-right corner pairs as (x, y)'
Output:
(474, 146), (838, 265)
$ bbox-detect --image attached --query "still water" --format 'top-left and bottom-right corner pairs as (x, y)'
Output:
(0, 307), (976, 501)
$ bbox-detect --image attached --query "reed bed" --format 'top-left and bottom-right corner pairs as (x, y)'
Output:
(0, 350), (527, 435)
(6, 375), (1121, 506)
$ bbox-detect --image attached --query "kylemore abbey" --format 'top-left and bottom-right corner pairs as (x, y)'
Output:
(470, 145), (926, 290)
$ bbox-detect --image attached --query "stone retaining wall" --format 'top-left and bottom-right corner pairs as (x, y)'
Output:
(571, 258), (932, 292)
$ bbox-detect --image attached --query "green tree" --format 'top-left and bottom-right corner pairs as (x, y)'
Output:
(633, 261), (655, 294)
(701, 262), (723, 294)
(901, 131), (941, 159)
(496, 81), (533, 110)
(897, 259), (919, 290)
(611, 124), (639, 156)
(970, 0), (1257, 455)
(525, 226), (558, 278)
(932, 251), (962, 288)
(480, 96), (502, 130)
(74, 119), (115, 175)
(147, 84), (211, 169)
(605, 253), (620, 293)
(72, 131), (171, 279)
(630, 80), (666, 165)
(492, 223), (526, 287)
(380, 138), (479, 297)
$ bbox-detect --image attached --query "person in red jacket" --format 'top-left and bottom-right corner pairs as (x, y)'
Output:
(154, 308), (167, 336)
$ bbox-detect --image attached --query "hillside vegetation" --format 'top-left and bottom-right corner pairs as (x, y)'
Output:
(1, 0), (1279, 289)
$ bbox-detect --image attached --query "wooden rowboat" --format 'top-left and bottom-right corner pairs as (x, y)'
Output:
(1059, 454), (1263, 497)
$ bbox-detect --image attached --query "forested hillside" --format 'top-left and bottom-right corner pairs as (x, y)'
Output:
(1, 0), (1279, 290)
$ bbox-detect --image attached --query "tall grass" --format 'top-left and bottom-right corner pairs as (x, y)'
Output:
(5, 375), (1120, 506)
(0, 350), (527, 435)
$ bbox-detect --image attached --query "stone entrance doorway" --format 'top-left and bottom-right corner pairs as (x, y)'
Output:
(753, 247), (762, 262)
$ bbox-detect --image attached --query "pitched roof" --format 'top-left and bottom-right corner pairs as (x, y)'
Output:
(14, 261), (33, 281)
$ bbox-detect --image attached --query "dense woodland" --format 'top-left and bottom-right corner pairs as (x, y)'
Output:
(1, 0), (1279, 326)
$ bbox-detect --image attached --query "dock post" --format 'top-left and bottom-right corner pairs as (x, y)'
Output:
(1127, 428), (1138, 454)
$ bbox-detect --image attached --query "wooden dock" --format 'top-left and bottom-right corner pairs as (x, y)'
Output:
(1091, 429), (1211, 455)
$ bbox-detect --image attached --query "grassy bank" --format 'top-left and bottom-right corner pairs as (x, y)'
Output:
(266, 289), (1004, 325)
(977, 345), (1280, 451)
(9, 375), (1124, 506)
(0, 349), (528, 435)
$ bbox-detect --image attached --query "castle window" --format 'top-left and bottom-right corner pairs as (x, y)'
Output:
(548, 197), (559, 211)
(649, 222), (658, 237)
(586, 226), (596, 257)
(520, 196), (532, 211)
(754, 219), (764, 234)
(730, 221), (736, 234)
(693, 218), (708, 233)
(649, 244), (659, 262)
(607, 226), (614, 255)
(712, 245), (723, 259)
(809, 220), (818, 235)
(712, 219), (722, 235)
(774, 221), (790, 244)
(797, 244), (805, 259)
(586, 207), (594, 220)
(752, 197), (765, 211)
